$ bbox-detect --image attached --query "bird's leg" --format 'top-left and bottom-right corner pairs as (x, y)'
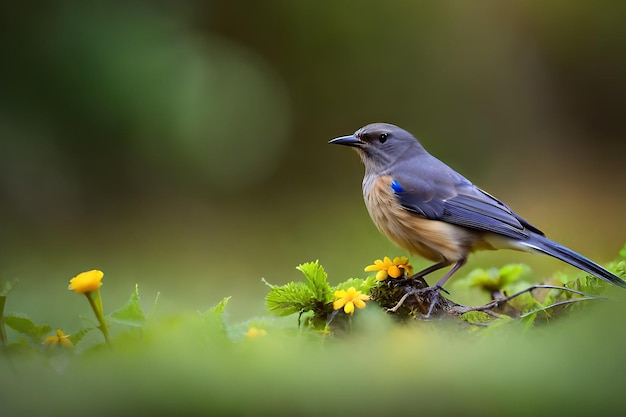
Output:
(433, 258), (466, 289)
(409, 261), (451, 280)
(420, 259), (467, 317)
(404, 261), (452, 295)
(388, 259), (467, 317)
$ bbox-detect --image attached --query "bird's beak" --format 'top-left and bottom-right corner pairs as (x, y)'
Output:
(328, 134), (363, 147)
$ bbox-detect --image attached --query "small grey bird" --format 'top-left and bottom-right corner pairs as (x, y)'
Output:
(329, 122), (626, 294)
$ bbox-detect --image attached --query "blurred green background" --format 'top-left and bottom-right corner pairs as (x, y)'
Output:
(3, 2), (626, 417)
(1, 1), (625, 325)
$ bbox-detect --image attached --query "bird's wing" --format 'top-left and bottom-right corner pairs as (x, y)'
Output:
(392, 177), (544, 240)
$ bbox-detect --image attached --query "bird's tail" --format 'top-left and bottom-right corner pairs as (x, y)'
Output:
(523, 234), (626, 288)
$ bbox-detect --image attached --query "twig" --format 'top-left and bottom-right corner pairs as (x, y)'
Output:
(519, 297), (600, 318)
(450, 284), (605, 317)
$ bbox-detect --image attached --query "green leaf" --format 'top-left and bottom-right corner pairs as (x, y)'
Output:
(108, 284), (146, 327)
(206, 296), (231, 316)
(500, 281), (541, 312)
(454, 264), (530, 293)
(460, 311), (493, 324)
(619, 243), (626, 258)
(265, 282), (312, 316)
(454, 267), (498, 291)
(200, 296), (232, 337)
(0, 279), (18, 297)
(566, 275), (603, 296)
(538, 285), (566, 307)
(297, 260), (333, 304)
(69, 327), (94, 346)
(477, 315), (517, 334)
(3, 313), (51, 343)
(0, 280), (18, 339)
(615, 260), (626, 278)
(333, 276), (378, 295)
(499, 264), (529, 286)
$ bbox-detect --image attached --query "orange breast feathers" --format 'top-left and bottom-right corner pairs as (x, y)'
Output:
(363, 175), (488, 263)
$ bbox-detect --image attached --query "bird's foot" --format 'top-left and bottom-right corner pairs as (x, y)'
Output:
(386, 285), (446, 318)
(420, 285), (444, 318)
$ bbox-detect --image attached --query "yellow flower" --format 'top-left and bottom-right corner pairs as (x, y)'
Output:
(246, 327), (267, 338)
(68, 270), (104, 294)
(43, 328), (73, 349)
(67, 269), (111, 346)
(333, 287), (370, 314)
(364, 256), (413, 281)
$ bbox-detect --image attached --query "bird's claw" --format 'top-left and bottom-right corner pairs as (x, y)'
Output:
(417, 285), (444, 318)
(386, 285), (447, 318)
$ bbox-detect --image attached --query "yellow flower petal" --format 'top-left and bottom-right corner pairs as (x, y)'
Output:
(43, 328), (73, 349)
(334, 289), (347, 298)
(333, 298), (347, 310)
(68, 270), (104, 294)
(366, 256), (414, 279)
(333, 286), (370, 313)
(60, 337), (74, 348)
(376, 270), (388, 281)
(388, 265), (402, 278)
(246, 327), (267, 338)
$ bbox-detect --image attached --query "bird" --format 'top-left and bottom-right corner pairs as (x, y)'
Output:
(329, 122), (626, 299)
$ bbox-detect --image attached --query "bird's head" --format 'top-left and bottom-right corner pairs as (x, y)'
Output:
(329, 123), (424, 173)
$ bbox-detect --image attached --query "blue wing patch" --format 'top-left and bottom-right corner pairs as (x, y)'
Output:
(390, 179), (404, 193)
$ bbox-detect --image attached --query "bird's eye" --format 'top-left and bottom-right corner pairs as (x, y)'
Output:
(378, 133), (388, 143)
